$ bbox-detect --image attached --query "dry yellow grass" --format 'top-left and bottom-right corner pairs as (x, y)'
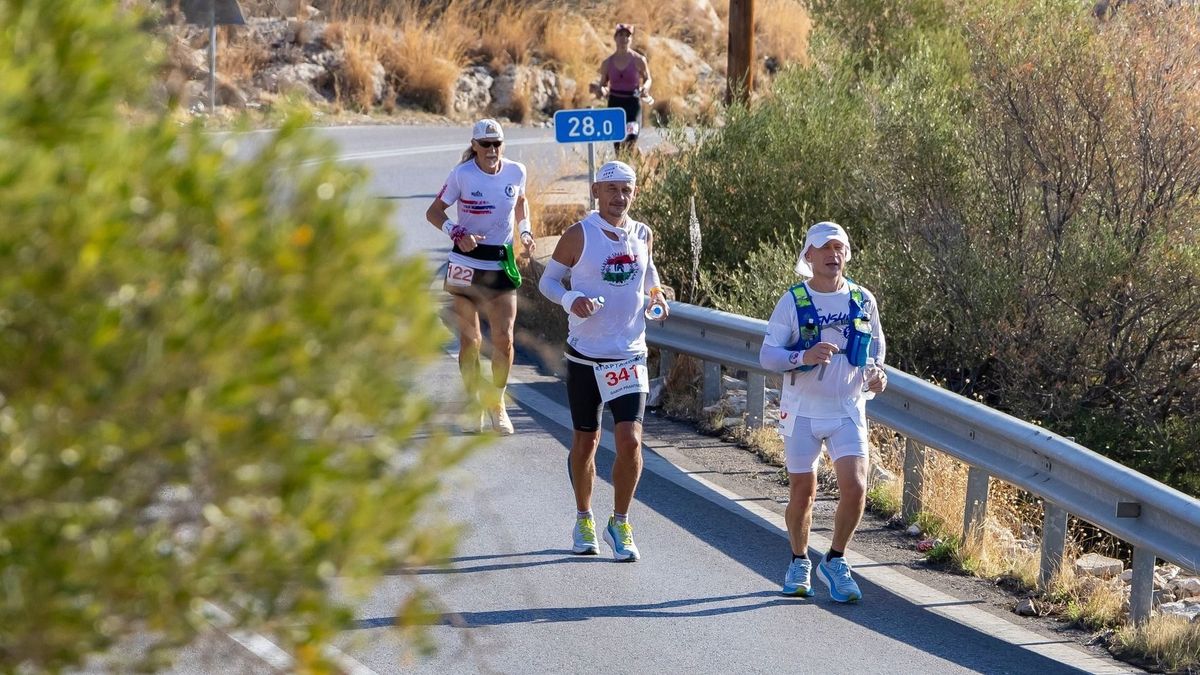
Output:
(756, 0), (812, 67)
(219, 26), (271, 86)
(1114, 615), (1200, 673)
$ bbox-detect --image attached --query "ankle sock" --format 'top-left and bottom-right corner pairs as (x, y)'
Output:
(612, 512), (628, 524)
(792, 553), (808, 561)
(577, 510), (593, 520)
(826, 548), (844, 560)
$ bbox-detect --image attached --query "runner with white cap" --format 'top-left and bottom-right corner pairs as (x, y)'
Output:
(426, 118), (533, 435)
(758, 221), (887, 601)
(538, 160), (669, 561)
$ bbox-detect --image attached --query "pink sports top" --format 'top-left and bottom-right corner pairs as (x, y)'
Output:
(607, 56), (640, 95)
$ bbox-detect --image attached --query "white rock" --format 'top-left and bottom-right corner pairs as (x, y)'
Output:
(1157, 601), (1200, 622)
(1015, 598), (1038, 616)
(454, 66), (493, 114)
(1120, 568), (1134, 583)
(721, 374), (744, 389)
(906, 524), (922, 537)
(646, 376), (665, 408)
(869, 463), (894, 486)
(1074, 552), (1124, 579)
(1173, 577), (1200, 599)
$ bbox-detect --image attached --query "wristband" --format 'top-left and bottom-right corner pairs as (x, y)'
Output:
(442, 220), (468, 245)
(648, 285), (664, 297)
(561, 291), (585, 315)
(518, 219), (532, 238)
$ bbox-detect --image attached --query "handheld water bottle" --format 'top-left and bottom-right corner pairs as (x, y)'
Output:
(645, 303), (665, 320)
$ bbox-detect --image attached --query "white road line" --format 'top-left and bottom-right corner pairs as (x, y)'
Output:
(202, 601), (380, 675)
(505, 375), (1137, 675)
(324, 137), (552, 165)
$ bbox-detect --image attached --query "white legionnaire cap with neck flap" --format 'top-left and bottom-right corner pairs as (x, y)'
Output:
(794, 221), (852, 278)
(595, 160), (636, 185)
(471, 118), (504, 141)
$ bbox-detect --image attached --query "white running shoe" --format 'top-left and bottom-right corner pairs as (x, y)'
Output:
(489, 406), (514, 435)
(572, 515), (599, 555)
(782, 558), (816, 597)
(602, 517), (640, 562)
(458, 410), (484, 434)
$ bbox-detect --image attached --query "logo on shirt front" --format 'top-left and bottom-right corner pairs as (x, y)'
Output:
(601, 253), (639, 286)
(505, 184), (518, 198)
(471, 190), (483, 197)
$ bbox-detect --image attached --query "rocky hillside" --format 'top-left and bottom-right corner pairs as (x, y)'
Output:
(156, 0), (811, 124)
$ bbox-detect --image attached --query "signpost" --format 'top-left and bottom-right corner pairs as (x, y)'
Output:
(178, 0), (246, 111)
(553, 107), (627, 207)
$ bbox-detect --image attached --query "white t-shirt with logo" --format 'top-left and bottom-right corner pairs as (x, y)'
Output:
(437, 158), (526, 271)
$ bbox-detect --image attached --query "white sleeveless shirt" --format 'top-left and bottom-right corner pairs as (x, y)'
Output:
(566, 212), (652, 360)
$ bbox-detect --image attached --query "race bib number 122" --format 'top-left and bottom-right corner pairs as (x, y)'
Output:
(593, 355), (649, 403)
(447, 263), (474, 287)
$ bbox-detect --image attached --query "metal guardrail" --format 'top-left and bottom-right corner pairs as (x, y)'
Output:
(647, 301), (1200, 623)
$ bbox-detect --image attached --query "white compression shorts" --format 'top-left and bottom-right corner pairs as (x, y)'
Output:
(783, 415), (869, 474)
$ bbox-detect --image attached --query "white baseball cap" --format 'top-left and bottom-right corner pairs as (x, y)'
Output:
(595, 160), (636, 185)
(471, 118), (504, 141)
(794, 221), (852, 277)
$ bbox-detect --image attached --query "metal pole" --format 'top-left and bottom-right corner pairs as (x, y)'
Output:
(963, 466), (990, 545)
(901, 438), (925, 522)
(1039, 501), (1068, 590)
(726, 0), (755, 104)
(587, 141), (596, 211)
(208, 0), (217, 111)
(1130, 547), (1156, 624)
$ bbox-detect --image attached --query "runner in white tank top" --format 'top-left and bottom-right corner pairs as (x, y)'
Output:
(538, 161), (669, 562)
(425, 119), (535, 437)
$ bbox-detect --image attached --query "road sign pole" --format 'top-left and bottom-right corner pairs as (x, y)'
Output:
(553, 107), (627, 213)
(587, 141), (596, 211)
(208, 0), (217, 111)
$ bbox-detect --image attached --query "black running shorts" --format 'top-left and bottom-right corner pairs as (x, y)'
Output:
(444, 266), (516, 299)
(565, 345), (647, 432)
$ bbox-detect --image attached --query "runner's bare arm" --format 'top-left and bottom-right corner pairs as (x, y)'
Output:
(539, 223), (594, 317)
(425, 197), (452, 229)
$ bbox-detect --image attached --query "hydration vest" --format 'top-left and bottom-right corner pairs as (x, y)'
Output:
(787, 280), (873, 371)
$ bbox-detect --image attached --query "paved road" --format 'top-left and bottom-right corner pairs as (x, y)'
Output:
(198, 124), (1136, 674)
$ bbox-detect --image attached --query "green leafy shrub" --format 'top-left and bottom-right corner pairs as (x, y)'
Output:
(638, 0), (1200, 496)
(0, 0), (472, 670)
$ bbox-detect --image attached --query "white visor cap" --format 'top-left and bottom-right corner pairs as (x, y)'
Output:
(794, 221), (852, 278)
(595, 160), (636, 185)
(471, 118), (504, 141)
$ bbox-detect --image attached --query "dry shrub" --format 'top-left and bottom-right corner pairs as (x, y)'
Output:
(376, 6), (468, 114)
(219, 26), (271, 85)
(338, 31), (380, 109)
(541, 16), (608, 108)
(756, 0), (812, 67)
(471, 0), (547, 68)
(1114, 615), (1200, 674)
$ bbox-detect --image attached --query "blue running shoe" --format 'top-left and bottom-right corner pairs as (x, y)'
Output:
(817, 556), (862, 603)
(782, 558), (816, 597)
(603, 517), (640, 562)
(572, 516), (599, 555)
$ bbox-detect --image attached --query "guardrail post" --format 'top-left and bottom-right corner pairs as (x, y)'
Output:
(1130, 547), (1156, 625)
(658, 349), (674, 381)
(902, 438), (925, 522)
(746, 372), (765, 428)
(702, 361), (721, 408)
(1039, 501), (1068, 590)
(963, 466), (989, 545)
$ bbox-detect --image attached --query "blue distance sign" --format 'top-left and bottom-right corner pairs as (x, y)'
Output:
(554, 107), (627, 144)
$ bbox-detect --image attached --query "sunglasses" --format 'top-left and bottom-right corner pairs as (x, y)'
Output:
(475, 139), (503, 148)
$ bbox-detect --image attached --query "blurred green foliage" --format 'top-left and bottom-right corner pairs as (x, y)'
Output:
(0, 0), (472, 670)
(639, 0), (1200, 496)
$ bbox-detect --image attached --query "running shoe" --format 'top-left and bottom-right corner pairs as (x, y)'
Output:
(603, 517), (640, 562)
(782, 558), (816, 597)
(817, 556), (862, 603)
(489, 406), (514, 435)
(572, 515), (599, 555)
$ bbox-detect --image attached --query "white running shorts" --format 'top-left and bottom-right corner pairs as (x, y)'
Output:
(784, 416), (869, 474)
